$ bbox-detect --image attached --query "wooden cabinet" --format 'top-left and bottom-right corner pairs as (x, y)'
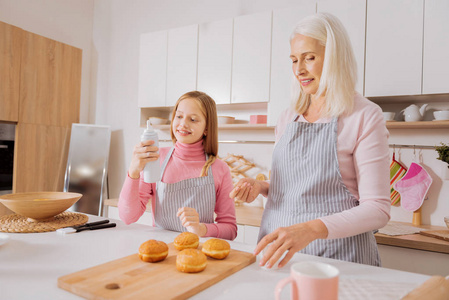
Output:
(14, 31), (81, 193)
(422, 0), (449, 94)
(14, 123), (70, 192)
(232, 12), (272, 104)
(197, 19), (233, 105)
(166, 24), (198, 107)
(0, 21), (22, 122)
(19, 31), (81, 127)
(0, 22), (82, 194)
(138, 30), (168, 108)
(317, 0), (366, 95)
(365, 0), (423, 97)
(268, 4), (316, 126)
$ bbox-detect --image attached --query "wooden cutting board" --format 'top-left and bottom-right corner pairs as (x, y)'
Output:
(419, 230), (449, 242)
(58, 243), (256, 300)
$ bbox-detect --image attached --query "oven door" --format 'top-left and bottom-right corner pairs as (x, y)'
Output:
(0, 140), (14, 193)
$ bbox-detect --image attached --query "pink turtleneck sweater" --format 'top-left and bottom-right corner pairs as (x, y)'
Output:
(118, 141), (237, 240)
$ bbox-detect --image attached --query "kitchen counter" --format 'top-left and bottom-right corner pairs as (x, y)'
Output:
(375, 222), (449, 254)
(0, 214), (434, 300)
(234, 205), (449, 254)
(104, 199), (449, 254)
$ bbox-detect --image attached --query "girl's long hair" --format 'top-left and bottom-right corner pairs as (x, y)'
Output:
(170, 91), (218, 176)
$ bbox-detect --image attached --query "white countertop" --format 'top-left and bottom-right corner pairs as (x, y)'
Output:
(0, 215), (431, 300)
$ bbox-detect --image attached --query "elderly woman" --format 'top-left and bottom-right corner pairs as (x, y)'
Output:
(230, 13), (390, 269)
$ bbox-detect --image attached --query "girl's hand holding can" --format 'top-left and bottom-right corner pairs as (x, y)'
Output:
(128, 140), (159, 179)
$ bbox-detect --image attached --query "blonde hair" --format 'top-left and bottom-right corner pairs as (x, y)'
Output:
(290, 12), (357, 117)
(170, 91), (218, 177)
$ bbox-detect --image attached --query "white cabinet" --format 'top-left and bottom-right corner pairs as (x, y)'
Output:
(166, 24), (199, 107)
(235, 224), (260, 245)
(317, 0), (366, 95)
(365, 0), (423, 97)
(244, 225), (260, 245)
(231, 12), (272, 104)
(197, 19), (233, 104)
(268, 4), (316, 126)
(138, 30), (168, 108)
(235, 224), (245, 243)
(422, 0), (449, 94)
(378, 245), (449, 277)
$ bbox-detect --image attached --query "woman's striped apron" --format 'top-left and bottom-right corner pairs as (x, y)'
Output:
(259, 116), (380, 266)
(154, 147), (215, 233)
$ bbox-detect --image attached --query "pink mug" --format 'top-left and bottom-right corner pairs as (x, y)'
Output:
(275, 261), (339, 300)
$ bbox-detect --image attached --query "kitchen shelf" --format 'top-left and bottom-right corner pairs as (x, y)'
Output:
(386, 120), (449, 129)
(152, 124), (274, 130)
(148, 120), (449, 130)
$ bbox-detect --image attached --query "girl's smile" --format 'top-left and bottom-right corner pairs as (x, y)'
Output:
(172, 98), (207, 144)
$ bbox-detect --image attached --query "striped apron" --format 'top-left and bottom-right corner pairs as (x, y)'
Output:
(259, 116), (380, 266)
(154, 147), (215, 232)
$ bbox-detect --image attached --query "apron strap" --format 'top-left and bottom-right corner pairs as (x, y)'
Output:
(160, 147), (175, 177)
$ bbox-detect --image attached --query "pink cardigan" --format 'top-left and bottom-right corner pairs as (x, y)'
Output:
(275, 93), (391, 239)
(118, 141), (237, 240)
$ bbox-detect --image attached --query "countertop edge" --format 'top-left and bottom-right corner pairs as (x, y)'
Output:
(104, 199), (449, 254)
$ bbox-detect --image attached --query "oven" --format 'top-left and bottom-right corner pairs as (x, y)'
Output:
(0, 123), (15, 195)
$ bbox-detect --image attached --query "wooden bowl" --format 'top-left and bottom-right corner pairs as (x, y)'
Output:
(218, 116), (235, 124)
(148, 117), (169, 125)
(0, 192), (82, 221)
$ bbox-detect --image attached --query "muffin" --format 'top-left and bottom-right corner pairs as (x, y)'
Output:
(173, 232), (199, 251)
(201, 238), (231, 259)
(176, 249), (207, 273)
(138, 240), (169, 263)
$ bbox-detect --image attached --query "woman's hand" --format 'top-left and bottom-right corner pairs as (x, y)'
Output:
(128, 140), (159, 179)
(254, 219), (328, 269)
(177, 207), (207, 236)
(229, 178), (267, 203)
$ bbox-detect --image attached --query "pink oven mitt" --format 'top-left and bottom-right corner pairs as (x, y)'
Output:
(394, 162), (432, 212)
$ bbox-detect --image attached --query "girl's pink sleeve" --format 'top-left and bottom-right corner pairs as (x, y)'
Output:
(203, 161), (238, 240)
(118, 173), (155, 225)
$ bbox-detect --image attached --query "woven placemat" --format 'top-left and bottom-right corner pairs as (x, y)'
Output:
(0, 211), (88, 233)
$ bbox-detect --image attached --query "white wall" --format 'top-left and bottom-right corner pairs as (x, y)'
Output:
(1, 0), (448, 227)
(89, 0), (314, 201)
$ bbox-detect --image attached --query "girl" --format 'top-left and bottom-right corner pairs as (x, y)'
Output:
(119, 91), (237, 240)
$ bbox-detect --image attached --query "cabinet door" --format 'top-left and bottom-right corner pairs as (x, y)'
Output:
(138, 30), (168, 107)
(244, 225), (260, 245)
(268, 4), (316, 126)
(166, 24), (198, 107)
(365, 0), (423, 97)
(232, 12), (272, 103)
(197, 19), (233, 105)
(317, 0), (366, 95)
(0, 21), (22, 122)
(19, 31), (82, 126)
(14, 123), (69, 192)
(422, 0), (449, 94)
